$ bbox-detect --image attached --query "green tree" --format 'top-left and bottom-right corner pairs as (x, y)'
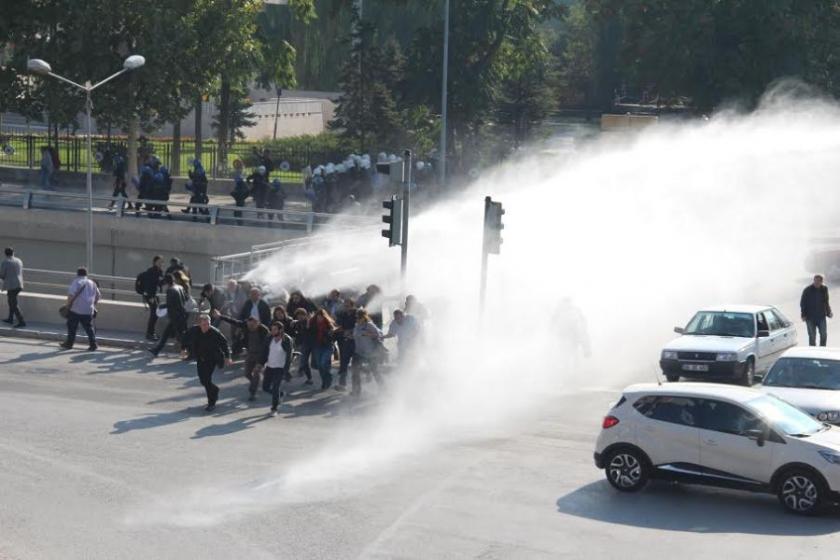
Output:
(330, 8), (403, 152)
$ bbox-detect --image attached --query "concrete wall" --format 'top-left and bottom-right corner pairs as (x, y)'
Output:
(0, 206), (305, 282)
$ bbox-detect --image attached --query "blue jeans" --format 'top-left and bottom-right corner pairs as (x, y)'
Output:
(807, 318), (827, 347)
(314, 345), (333, 389)
(262, 367), (285, 410)
(297, 344), (313, 381)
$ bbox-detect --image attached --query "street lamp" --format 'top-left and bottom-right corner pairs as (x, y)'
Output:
(27, 55), (145, 273)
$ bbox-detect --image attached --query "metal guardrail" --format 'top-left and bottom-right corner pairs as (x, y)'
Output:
(25, 268), (206, 303)
(0, 186), (378, 232)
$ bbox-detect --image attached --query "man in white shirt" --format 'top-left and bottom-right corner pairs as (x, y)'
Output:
(61, 267), (101, 351)
(257, 321), (293, 416)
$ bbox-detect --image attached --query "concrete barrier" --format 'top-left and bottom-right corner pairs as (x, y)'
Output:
(2, 291), (150, 333)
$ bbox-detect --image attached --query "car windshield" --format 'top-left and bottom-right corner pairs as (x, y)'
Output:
(763, 357), (840, 390)
(683, 311), (755, 337)
(747, 394), (824, 436)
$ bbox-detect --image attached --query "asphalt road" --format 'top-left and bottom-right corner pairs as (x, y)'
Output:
(1, 337), (839, 560)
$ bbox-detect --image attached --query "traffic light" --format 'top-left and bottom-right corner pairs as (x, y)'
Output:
(484, 196), (505, 255)
(382, 195), (404, 246)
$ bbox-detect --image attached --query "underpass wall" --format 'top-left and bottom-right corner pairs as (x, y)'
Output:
(0, 207), (300, 282)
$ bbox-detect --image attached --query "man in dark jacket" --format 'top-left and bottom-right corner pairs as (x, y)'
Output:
(185, 314), (232, 411)
(136, 255), (164, 340)
(214, 310), (270, 400)
(256, 321), (293, 416)
(239, 287), (271, 326)
(801, 274), (833, 346)
(199, 283), (226, 326)
(150, 274), (189, 357)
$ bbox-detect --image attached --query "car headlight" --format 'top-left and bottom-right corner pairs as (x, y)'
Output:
(662, 350), (678, 360)
(816, 411), (840, 422)
(819, 450), (840, 464)
(716, 352), (738, 362)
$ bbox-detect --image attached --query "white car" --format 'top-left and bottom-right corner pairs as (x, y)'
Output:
(660, 305), (797, 386)
(594, 382), (840, 514)
(760, 347), (840, 425)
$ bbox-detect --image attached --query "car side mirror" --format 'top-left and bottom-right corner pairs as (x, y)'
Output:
(757, 330), (770, 338)
(746, 428), (766, 447)
(674, 326), (685, 334)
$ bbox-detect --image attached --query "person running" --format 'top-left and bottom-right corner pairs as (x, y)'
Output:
(60, 268), (101, 351)
(383, 309), (420, 367)
(256, 321), (293, 416)
(351, 308), (386, 396)
(213, 310), (270, 401)
(290, 308), (314, 385)
(310, 308), (339, 390)
(0, 247), (25, 328)
(184, 314), (232, 412)
(335, 298), (357, 390)
(149, 274), (189, 358)
(135, 256), (164, 340)
(801, 274), (833, 346)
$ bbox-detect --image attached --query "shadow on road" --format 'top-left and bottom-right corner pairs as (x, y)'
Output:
(111, 400), (243, 435)
(191, 414), (273, 439)
(556, 481), (840, 536)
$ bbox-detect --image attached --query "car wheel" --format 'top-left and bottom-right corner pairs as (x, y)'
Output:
(777, 469), (825, 515)
(605, 447), (649, 492)
(741, 359), (754, 387)
(665, 375), (679, 382)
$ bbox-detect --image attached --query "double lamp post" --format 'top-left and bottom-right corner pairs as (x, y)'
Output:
(27, 55), (145, 273)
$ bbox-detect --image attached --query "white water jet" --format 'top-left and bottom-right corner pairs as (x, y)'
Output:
(131, 86), (840, 526)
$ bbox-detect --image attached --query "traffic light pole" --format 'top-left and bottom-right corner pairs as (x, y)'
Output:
(401, 150), (412, 285)
(479, 196), (490, 310)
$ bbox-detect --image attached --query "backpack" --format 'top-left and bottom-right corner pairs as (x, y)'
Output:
(135, 271), (146, 296)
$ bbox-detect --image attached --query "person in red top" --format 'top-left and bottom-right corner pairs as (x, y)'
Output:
(310, 308), (338, 390)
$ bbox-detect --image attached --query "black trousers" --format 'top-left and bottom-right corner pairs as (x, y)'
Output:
(6, 288), (23, 323)
(262, 367), (285, 410)
(66, 311), (96, 348)
(145, 297), (158, 337)
(153, 315), (187, 354)
(197, 359), (219, 405)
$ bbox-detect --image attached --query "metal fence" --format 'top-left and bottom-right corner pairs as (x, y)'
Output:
(24, 268), (206, 303)
(0, 132), (346, 182)
(0, 186), (378, 232)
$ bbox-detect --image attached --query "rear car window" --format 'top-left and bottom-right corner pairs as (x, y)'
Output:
(633, 395), (698, 427)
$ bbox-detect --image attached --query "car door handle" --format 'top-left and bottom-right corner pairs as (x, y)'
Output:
(703, 439), (718, 446)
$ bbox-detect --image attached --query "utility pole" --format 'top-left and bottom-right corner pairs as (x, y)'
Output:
(439, 0), (450, 187)
(401, 150), (411, 285)
(480, 196), (505, 310)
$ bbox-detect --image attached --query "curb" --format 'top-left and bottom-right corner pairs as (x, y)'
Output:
(0, 326), (147, 350)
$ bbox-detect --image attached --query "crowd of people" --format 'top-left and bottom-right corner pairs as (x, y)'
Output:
(134, 256), (427, 414)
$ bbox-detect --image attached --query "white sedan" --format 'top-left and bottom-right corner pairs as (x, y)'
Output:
(660, 305), (797, 386)
(760, 347), (840, 424)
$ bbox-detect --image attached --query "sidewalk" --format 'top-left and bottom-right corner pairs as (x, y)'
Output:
(0, 320), (170, 352)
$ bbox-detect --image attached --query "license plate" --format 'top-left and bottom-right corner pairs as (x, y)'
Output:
(682, 364), (709, 372)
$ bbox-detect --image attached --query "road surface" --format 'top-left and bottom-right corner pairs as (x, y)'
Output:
(0, 338), (838, 559)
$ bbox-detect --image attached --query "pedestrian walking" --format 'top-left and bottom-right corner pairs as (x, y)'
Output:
(199, 283), (226, 325)
(310, 309), (339, 390)
(351, 308), (386, 396)
(135, 255), (164, 340)
(39, 146), (54, 189)
(801, 274), (833, 346)
(60, 268), (100, 351)
(256, 321), (293, 416)
(149, 274), (189, 357)
(184, 314), (232, 412)
(214, 310), (270, 401)
(109, 154), (128, 209)
(0, 247), (25, 328)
